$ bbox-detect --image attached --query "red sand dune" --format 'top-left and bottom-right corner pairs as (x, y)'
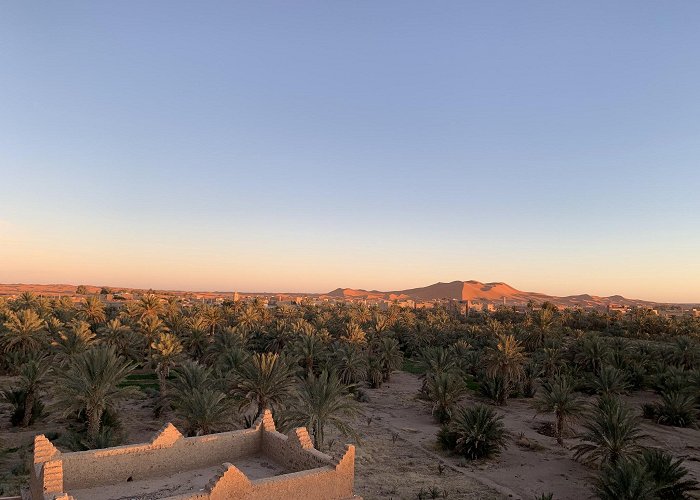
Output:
(326, 280), (661, 307)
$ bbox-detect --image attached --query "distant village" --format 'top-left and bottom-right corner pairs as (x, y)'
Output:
(2, 285), (699, 320)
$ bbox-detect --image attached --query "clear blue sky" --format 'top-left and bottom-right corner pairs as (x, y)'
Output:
(1, 1), (699, 301)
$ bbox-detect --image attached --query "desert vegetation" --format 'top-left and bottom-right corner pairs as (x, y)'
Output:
(1, 292), (699, 498)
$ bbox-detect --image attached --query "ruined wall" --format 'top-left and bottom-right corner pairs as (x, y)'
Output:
(205, 444), (356, 500)
(61, 424), (261, 489)
(29, 410), (357, 500)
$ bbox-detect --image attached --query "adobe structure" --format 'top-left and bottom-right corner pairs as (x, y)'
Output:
(26, 410), (359, 500)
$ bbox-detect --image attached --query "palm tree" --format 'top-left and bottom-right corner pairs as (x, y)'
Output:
(592, 365), (630, 396)
(170, 361), (215, 396)
(594, 449), (699, 500)
(593, 458), (657, 500)
(641, 448), (698, 499)
(236, 304), (263, 334)
(372, 336), (403, 382)
(182, 320), (210, 362)
(53, 320), (97, 360)
(654, 391), (698, 428)
(526, 304), (557, 350)
(98, 319), (140, 360)
(484, 333), (526, 403)
(367, 354), (384, 388)
(151, 332), (184, 399)
(538, 347), (563, 379)
(574, 395), (646, 466)
(16, 355), (52, 427)
(290, 332), (327, 375)
(139, 315), (168, 359)
(15, 291), (38, 310)
(134, 293), (163, 320)
(52, 346), (138, 439)
(200, 304), (225, 336)
(169, 362), (232, 436)
(426, 372), (467, 423)
(284, 370), (358, 450)
(231, 352), (297, 420)
(533, 374), (585, 445)
(341, 322), (367, 345)
(419, 346), (458, 378)
(575, 335), (609, 374)
(2, 309), (48, 357)
(333, 343), (367, 385)
(439, 403), (509, 459)
(79, 296), (106, 327)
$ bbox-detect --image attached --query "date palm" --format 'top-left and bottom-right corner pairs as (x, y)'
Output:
(526, 304), (557, 350)
(290, 331), (327, 375)
(372, 336), (403, 382)
(182, 318), (210, 361)
(592, 365), (630, 396)
(333, 343), (367, 385)
(54, 320), (97, 360)
(484, 334), (526, 402)
(533, 374), (585, 445)
(99, 319), (140, 360)
(284, 370), (358, 450)
(440, 403), (509, 459)
(575, 336), (609, 374)
(139, 315), (168, 360)
(574, 395), (646, 466)
(341, 321), (367, 345)
(199, 304), (225, 336)
(427, 372), (467, 423)
(52, 346), (138, 439)
(16, 354), (52, 427)
(232, 352), (297, 420)
(14, 291), (38, 311)
(79, 296), (106, 327)
(135, 293), (163, 320)
(2, 309), (48, 357)
(151, 332), (184, 398)
(172, 386), (233, 436)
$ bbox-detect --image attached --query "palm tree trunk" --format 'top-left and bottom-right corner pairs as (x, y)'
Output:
(22, 389), (34, 427)
(556, 413), (564, 446)
(88, 407), (103, 439)
(313, 421), (323, 450)
(159, 371), (167, 400)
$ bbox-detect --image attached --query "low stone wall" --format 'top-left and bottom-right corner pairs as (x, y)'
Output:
(29, 410), (358, 500)
(61, 424), (260, 489)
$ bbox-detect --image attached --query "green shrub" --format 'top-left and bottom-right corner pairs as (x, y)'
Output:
(654, 391), (698, 428)
(439, 403), (509, 459)
(3, 389), (44, 426)
(479, 375), (508, 405)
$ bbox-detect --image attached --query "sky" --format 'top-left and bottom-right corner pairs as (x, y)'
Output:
(1, 2), (699, 302)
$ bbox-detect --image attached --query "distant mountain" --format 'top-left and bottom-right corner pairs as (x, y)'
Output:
(326, 280), (661, 307)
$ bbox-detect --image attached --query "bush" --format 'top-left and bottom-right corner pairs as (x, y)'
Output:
(642, 448), (699, 499)
(479, 375), (508, 405)
(437, 426), (457, 451)
(438, 403), (509, 459)
(3, 389), (44, 426)
(594, 449), (698, 500)
(654, 391), (698, 428)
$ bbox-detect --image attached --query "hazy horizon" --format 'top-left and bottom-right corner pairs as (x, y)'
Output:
(2, 2), (700, 303)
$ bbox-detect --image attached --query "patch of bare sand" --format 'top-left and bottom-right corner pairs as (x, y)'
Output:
(356, 372), (697, 500)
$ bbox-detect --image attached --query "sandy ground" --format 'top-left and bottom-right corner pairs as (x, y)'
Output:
(354, 372), (700, 500)
(2, 371), (699, 499)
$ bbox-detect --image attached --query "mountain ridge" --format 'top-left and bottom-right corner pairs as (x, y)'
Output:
(325, 280), (667, 307)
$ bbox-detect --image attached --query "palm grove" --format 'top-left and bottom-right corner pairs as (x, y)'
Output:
(1, 291), (700, 499)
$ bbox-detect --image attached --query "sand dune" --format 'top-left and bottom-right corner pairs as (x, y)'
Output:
(327, 280), (661, 307)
